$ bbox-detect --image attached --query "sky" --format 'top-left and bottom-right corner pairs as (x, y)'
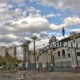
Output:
(0, 0), (80, 56)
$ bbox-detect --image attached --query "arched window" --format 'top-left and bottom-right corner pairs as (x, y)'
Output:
(62, 49), (65, 58)
(68, 53), (71, 58)
(58, 51), (61, 59)
(77, 52), (80, 56)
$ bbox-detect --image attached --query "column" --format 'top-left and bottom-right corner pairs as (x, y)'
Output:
(36, 60), (39, 71)
(42, 53), (47, 72)
(71, 49), (78, 73)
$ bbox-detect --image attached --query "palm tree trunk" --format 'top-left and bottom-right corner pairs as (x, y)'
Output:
(14, 47), (16, 58)
(23, 48), (26, 69)
(33, 40), (36, 64)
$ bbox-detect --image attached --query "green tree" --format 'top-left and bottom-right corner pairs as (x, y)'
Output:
(31, 36), (39, 65)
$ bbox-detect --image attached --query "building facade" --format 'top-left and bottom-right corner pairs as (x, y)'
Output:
(0, 46), (6, 57)
(0, 46), (16, 58)
(27, 37), (80, 73)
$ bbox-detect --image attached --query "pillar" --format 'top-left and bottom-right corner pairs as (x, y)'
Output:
(26, 62), (28, 70)
(71, 49), (78, 73)
(36, 60), (39, 71)
(42, 54), (47, 72)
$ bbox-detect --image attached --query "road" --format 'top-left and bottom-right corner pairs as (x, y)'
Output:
(0, 71), (80, 80)
(0, 77), (80, 80)
(27, 77), (80, 80)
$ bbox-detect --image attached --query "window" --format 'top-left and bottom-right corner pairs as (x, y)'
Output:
(58, 51), (61, 59)
(62, 49), (65, 58)
(68, 53), (71, 58)
(77, 52), (80, 56)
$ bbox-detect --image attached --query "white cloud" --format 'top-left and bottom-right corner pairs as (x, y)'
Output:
(26, 6), (40, 13)
(16, 47), (23, 60)
(50, 17), (80, 30)
(29, 38), (49, 51)
(10, 16), (50, 33)
(70, 29), (80, 32)
(56, 33), (61, 36)
(15, 8), (22, 15)
(0, 0), (26, 5)
(5, 34), (18, 40)
(40, 0), (80, 12)
(56, 35), (69, 40)
(2, 0), (80, 59)
(43, 14), (56, 18)
(0, 0), (80, 51)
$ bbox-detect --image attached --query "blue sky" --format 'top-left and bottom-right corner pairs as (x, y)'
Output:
(0, 0), (80, 49)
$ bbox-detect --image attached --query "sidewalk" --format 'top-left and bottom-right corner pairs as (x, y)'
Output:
(46, 72), (80, 78)
(27, 71), (80, 78)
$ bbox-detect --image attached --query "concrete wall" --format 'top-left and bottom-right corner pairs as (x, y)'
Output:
(8, 47), (15, 58)
(0, 46), (16, 58)
(0, 46), (6, 57)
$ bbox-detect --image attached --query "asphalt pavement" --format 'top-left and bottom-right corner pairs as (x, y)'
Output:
(0, 71), (80, 80)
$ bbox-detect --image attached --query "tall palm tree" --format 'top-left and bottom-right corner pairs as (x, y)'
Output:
(21, 40), (31, 69)
(31, 36), (38, 64)
(69, 32), (79, 73)
(5, 47), (8, 57)
(70, 32), (79, 43)
(14, 47), (16, 58)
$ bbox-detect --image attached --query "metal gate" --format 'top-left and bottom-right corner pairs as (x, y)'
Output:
(46, 63), (54, 72)
(38, 63), (43, 72)
(28, 63), (36, 70)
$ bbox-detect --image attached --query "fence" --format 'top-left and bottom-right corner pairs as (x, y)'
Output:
(27, 61), (80, 72)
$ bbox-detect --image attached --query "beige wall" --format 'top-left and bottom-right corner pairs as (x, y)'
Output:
(0, 46), (16, 58)
(0, 46), (6, 57)
(8, 47), (15, 58)
(53, 48), (72, 62)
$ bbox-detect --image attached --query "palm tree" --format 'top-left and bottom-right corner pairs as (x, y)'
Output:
(70, 32), (79, 43)
(69, 32), (79, 73)
(14, 47), (16, 58)
(31, 36), (38, 64)
(5, 47), (8, 57)
(32, 36), (37, 54)
(21, 40), (31, 69)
